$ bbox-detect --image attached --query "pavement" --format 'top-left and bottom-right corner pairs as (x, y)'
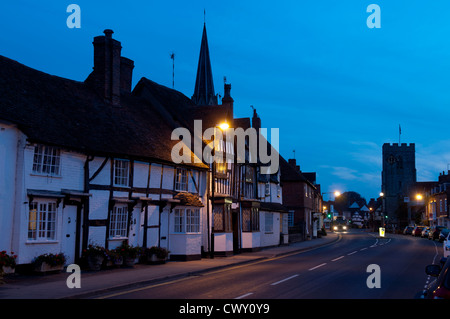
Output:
(0, 232), (339, 299)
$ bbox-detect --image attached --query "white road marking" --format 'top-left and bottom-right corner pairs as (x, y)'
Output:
(270, 274), (299, 286)
(235, 292), (253, 299)
(308, 263), (327, 271)
(360, 247), (367, 251)
(347, 251), (358, 255)
(331, 256), (345, 262)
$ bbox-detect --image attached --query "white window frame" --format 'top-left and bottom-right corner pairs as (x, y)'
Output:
(174, 208), (200, 233)
(109, 205), (128, 239)
(32, 145), (61, 176)
(175, 168), (189, 192)
(113, 159), (129, 187)
(28, 199), (58, 241)
(265, 212), (273, 233)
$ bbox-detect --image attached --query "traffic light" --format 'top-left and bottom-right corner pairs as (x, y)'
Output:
(327, 213), (331, 219)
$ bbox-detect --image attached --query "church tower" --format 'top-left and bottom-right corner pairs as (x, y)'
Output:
(381, 143), (417, 226)
(192, 23), (218, 106)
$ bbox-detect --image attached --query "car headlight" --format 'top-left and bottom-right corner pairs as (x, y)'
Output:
(333, 226), (338, 230)
(343, 226), (347, 230)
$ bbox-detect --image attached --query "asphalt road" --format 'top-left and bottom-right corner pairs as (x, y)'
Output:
(92, 230), (442, 299)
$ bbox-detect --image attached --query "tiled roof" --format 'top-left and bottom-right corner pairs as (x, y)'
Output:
(0, 55), (207, 169)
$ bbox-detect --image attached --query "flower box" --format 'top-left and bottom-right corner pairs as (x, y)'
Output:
(34, 262), (64, 273)
(32, 253), (66, 274)
(2, 266), (15, 275)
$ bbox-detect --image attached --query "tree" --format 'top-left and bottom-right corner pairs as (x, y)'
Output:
(334, 191), (367, 212)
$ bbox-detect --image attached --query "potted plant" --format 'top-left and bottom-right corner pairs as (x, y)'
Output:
(0, 251), (17, 275)
(32, 253), (66, 273)
(82, 244), (106, 271)
(117, 242), (140, 267)
(106, 249), (123, 267)
(144, 246), (169, 264)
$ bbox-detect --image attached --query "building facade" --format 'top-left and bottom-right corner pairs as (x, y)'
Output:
(0, 25), (290, 268)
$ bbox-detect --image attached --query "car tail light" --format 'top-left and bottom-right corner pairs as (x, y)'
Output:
(433, 287), (450, 299)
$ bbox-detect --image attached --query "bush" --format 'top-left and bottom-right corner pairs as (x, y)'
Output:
(0, 251), (17, 269)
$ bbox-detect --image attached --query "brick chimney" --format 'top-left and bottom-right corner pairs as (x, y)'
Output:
(86, 29), (134, 105)
(252, 108), (261, 131)
(288, 158), (300, 172)
(120, 56), (134, 93)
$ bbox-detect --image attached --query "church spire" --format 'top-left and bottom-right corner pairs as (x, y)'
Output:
(192, 22), (217, 106)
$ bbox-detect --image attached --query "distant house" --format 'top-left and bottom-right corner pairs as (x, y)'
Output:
(280, 158), (322, 241)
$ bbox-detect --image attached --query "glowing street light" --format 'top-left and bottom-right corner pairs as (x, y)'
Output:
(416, 194), (423, 200)
(218, 121), (229, 130)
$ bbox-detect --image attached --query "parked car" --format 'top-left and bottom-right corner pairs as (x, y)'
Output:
(421, 227), (430, 238)
(424, 257), (450, 299)
(403, 226), (414, 235)
(444, 233), (450, 258)
(412, 226), (425, 237)
(439, 228), (450, 243)
(429, 226), (445, 240)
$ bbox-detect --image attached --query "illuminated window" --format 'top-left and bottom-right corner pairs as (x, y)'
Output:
(28, 200), (57, 241)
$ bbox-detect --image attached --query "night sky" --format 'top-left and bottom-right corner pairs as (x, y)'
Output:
(2, 1), (450, 201)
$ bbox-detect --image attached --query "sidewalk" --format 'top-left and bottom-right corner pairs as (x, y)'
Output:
(0, 233), (339, 299)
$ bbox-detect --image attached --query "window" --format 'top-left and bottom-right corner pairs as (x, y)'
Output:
(28, 200), (57, 241)
(109, 205), (128, 238)
(32, 145), (61, 176)
(215, 162), (228, 175)
(175, 168), (188, 191)
(174, 208), (200, 233)
(242, 207), (260, 232)
(265, 212), (273, 233)
(213, 204), (232, 232)
(174, 209), (184, 233)
(114, 159), (129, 186)
(288, 211), (294, 227)
(242, 207), (259, 232)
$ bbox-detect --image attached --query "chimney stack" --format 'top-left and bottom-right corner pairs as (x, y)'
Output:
(252, 108), (261, 131)
(86, 29), (134, 105)
(288, 158), (300, 172)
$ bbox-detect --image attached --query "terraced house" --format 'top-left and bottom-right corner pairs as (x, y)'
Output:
(0, 25), (288, 268)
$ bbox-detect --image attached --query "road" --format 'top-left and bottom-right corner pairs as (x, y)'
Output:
(91, 230), (442, 299)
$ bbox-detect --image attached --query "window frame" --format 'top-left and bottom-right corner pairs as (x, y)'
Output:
(113, 159), (130, 187)
(265, 212), (274, 233)
(28, 199), (58, 242)
(242, 207), (260, 232)
(32, 145), (61, 176)
(109, 205), (129, 239)
(173, 207), (200, 234)
(175, 168), (189, 192)
(213, 203), (232, 232)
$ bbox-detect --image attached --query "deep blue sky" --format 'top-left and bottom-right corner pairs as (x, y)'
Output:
(2, 1), (450, 201)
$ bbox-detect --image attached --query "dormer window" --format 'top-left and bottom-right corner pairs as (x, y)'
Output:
(32, 145), (61, 176)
